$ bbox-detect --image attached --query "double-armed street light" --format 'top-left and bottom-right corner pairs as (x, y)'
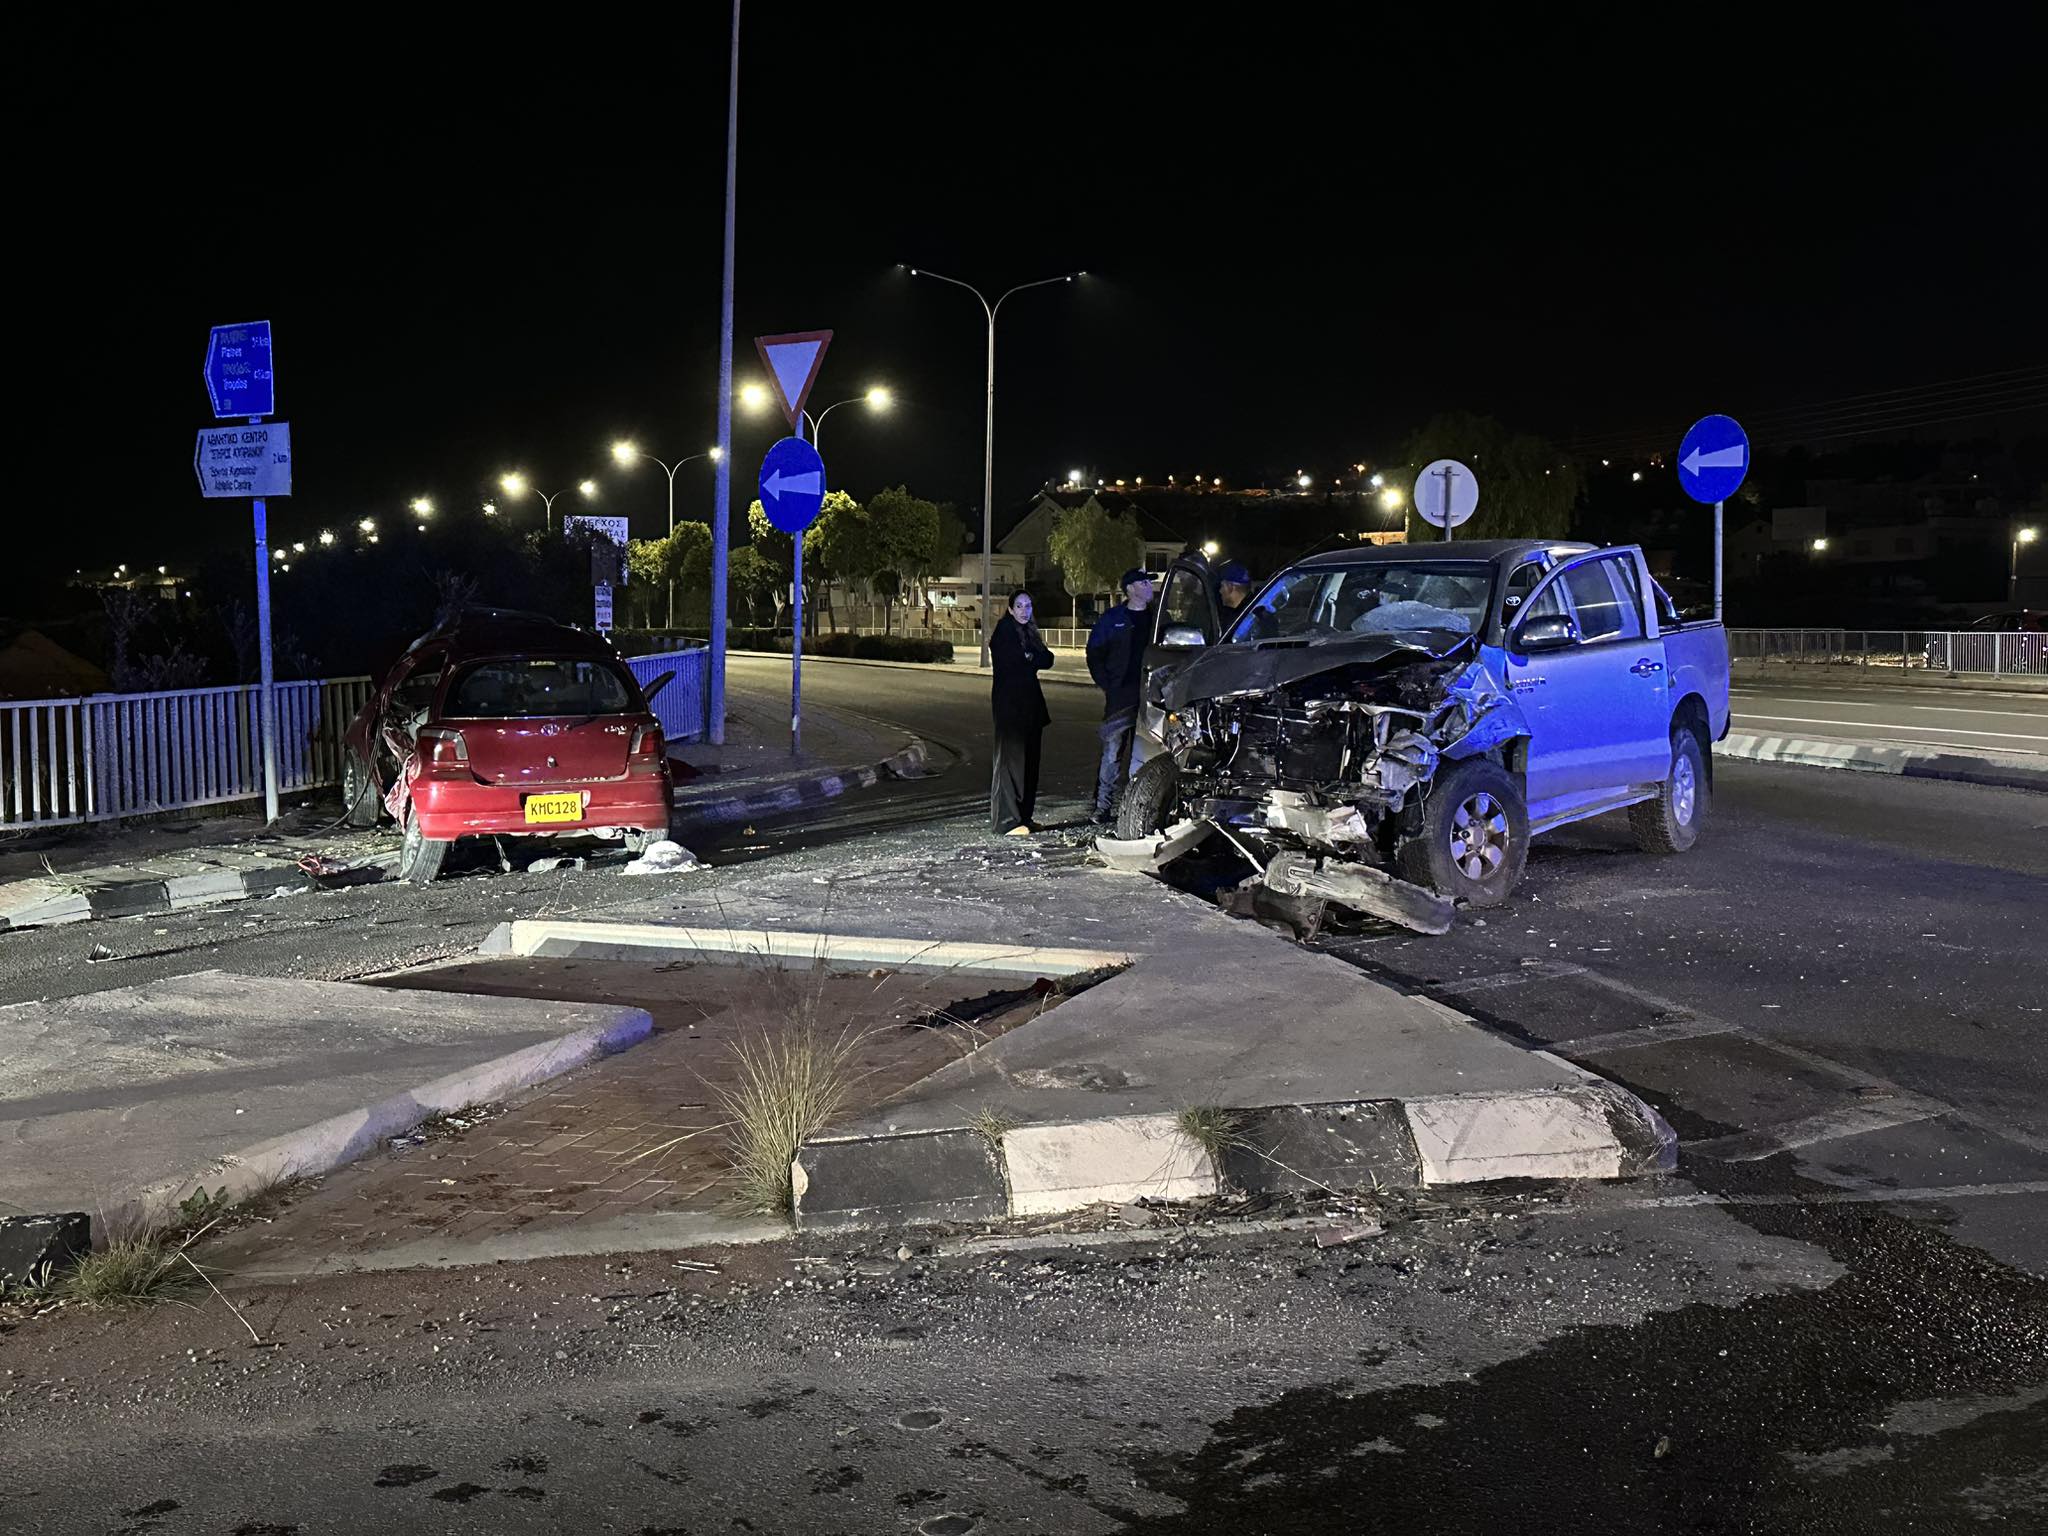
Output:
(499, 473), (597, 532)
(905, 264), (1082, 665)
(611, 441), (727, 627)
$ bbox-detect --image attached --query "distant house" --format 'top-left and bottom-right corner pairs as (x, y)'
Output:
(996, 491), (1185, 584)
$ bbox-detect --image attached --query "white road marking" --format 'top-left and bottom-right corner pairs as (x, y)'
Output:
(1735, 713), (2048, 743)
(1688, 1098), (1947, 1162)
(1740, 695), (2048, 720)
(1428, 962), (1589, 994)
(1554, 1018), (1735, 1055)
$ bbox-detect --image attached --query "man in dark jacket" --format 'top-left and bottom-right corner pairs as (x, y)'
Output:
(1085, 567), (1154, 823)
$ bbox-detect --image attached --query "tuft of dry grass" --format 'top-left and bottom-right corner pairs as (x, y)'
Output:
(53, 1236), (201, 1307)
(967, 1108), (1021, 1148)
(1176, 1104), (1250, 1164)
(715, 1018), (877, 1215)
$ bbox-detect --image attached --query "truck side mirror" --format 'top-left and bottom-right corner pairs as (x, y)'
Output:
(1514, 615), (1579, 653)
(1158, 625), (1207, 650)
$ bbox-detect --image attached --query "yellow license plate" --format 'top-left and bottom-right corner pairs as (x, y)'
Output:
(523, 793), (584, 825)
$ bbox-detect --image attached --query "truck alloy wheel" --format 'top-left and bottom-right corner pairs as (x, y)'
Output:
(1630, 728), (1709, 854)
(1396, 757), (1528, 907)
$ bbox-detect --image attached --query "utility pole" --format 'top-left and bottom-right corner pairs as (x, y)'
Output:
(709, 0), (741, 745)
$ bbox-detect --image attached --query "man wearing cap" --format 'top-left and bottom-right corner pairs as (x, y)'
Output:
(1085, 568), (1154, 824)
(1214, 559), (1254, 632)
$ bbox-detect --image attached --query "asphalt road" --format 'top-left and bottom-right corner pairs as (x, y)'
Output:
(724, 659), (2048, 1274)
(1731, 675), (2048, 757)
(4, 657), (2046, 1532)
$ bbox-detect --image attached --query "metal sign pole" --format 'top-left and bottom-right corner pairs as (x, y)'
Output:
(251, 490), (280, 824)
(1714, 499), (1724, 622)
(791, 415), (804, 756)
(1440, 464), (1453, 543)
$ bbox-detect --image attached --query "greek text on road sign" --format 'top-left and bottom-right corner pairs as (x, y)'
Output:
(753, 330), (833, 430)
(1414, 458), (1479, 528)
(759, 436), (828, 533)
(1677, 415), (1749, 504)
(194, 422), (292, 498)
(205, 320), (275, 419)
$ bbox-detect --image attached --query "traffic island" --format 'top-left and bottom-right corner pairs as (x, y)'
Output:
(0, 971), (652, 1240)
(468, 913), (1675, 1235)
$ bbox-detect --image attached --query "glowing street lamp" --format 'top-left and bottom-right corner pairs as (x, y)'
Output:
(611, 440), (726, 626)
(481, 502), (497, 516)
(1379, 487), (1403, 513)
(357, 517), (376, 534)
(1202, 541), (1220, 558)
(499, 473), (595, 532)
(2013, 524), (2040, 601)
(1811, 538), (1830, 553)
(1296, 473), (1313, 489)
(804, 386), (894, 455)
(737, 382), (771, 413)
(318, 530), (335, 546)
(1067, 469), (1083, 486)
(410, 497), (433, 517)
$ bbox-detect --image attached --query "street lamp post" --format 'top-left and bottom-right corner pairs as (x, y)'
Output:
(499, 474), (597, 533)
(907, 267), (1078, 666)
(2014, 525), (2040, 604)
(612, 442), (725, 628)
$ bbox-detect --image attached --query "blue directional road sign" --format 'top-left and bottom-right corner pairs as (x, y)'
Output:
(205, 320), (276, 418)
(1677, 414), (1749, 504)
(759, 436), (827, 534)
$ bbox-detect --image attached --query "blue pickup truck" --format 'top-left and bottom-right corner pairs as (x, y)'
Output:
(1114, 540), (1731, 931)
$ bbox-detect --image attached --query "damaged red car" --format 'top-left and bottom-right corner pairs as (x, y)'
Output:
(341, 610), (675, 884)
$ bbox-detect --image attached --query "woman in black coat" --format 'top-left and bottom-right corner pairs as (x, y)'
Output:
(990, 590), (1054, 834)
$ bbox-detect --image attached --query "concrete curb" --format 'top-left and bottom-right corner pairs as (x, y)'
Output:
(0, 855), (401, 935)
(790, 1085), (1678, 1231)
(670, 737), (945, 833)
(0, 736), (937, 935)
(760, 651), (1100, 690)
(480, 917), (1132, 981)
(1719, 731), (2048, 793)
(70, 1007), (655, 1244)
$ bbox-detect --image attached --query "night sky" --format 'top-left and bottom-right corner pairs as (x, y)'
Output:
(20, 8), (2045, 586)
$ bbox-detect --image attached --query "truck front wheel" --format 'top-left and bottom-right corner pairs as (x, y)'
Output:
(1397, 758), (1528, 907)
(1630, 726), (1708, 854)
(1115, 755), (1181, 840)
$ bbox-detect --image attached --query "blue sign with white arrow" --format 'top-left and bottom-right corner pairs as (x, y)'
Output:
(759, 436), (827, 534)
(205, 320), (275, 418)
(1677, 414), (1748, 504)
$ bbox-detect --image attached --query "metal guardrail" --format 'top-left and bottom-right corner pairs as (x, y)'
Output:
(1, 676), (373, 830)
(622, 645), (709, 745)
(1727, 629), (2048, 677)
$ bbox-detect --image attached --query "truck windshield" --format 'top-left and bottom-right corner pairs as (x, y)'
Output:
(1228, 561), (1494, 642)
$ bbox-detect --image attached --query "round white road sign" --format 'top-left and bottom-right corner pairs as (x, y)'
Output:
(1413, 459), (1480, 529)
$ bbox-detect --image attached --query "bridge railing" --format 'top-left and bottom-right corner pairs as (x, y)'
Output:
(1, 676), (374, 830)
(1727, 629), (2047, 677)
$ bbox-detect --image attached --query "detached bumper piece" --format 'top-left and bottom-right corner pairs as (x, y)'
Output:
(1261, 850), (1453, 935)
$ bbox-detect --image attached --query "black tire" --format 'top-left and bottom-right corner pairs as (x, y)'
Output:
(397, 807), (451, 886)
(340, 753), (381, 829)
(1115, 755), (1181, 840)
(1630, 726), (1708, 854)
(1396, 757), (1528, 907)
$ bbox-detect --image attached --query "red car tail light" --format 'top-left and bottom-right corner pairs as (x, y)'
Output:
(416, 727), (472, 779)
(628, 723), (666, 774)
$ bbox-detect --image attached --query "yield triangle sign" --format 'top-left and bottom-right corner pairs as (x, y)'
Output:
(753, 330), (834, 431)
